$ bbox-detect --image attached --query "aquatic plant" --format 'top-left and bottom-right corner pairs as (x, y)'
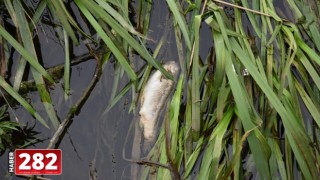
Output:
(0, 105), (19, 152)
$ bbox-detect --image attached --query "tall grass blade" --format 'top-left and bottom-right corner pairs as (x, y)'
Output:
(95, 0), (146, 38)
(166, 0), (191, 50)
(75, 1), (137, 81)
(30, 0), (47, 29)
(0, 76), (48, 128)
(13, 0), (60, 130)
(295, 80), (320, 127)
(0, 25), (53, 82)
(47, 0), (79, 44)
(198, 107), (233, 179)
(211, 6), (272, 177)
(76, 0), (172, 80)
(191, 15), (201, 136)
(63, 29), (70, 98)
(230, 37), (319, 179)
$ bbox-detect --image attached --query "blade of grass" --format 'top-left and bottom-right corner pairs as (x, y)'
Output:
(184, 79), (193, 167)
(198, 107), (233, 179)
(205, 16), (247, 38)
(212, 6), (272, 177)
(4, 0), (17, 25)
(107, 62), (123, 110)
(95, 0), (148, 39)
(218, 127), (255, 179)
(13, 0), (60, 130)
(169, 74), (184, 158)
(106, 81), (133, 111)
(166, 0), (191, 50)
(212, 33), (227, 120)
(0, 25), (53, 83)
(268, 138), (288, 180)
(56, 0), (93, 41)
(30, 0), (47, 29)
(75, 1), (137, 81)
(76, 0), (172, 80)
(183, 137), (203, 179)
(232, 120), (242, 180)
(191, 15), (201, 136)
(0, 76), (48, 128)
(239, 0), (262, 36)
(4, 1), (29, 90)
(225, 51), (271, 179)
(297, 49), (320, 91)
(63, 29), (70, 98)
(286, 0), (304, 22)
(12, 57), (27, 92)
(295, 79), (320, 127)
(296, 36), (320, 66)
(230, 37), (318, 179)
(47, 0), (79, 44)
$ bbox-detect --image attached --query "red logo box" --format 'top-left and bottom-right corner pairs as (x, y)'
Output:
(15, 149), (62, 175)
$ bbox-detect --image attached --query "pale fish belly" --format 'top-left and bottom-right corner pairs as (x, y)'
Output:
(139, 61), (179, 140)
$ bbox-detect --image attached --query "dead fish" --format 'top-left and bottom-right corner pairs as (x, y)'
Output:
(139, 61), (179, 140)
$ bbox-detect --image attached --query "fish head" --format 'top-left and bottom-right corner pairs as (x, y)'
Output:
(163, 61), (179, 77)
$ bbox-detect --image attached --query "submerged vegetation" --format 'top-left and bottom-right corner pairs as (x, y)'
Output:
(0, 105), (19, 152)
(0, 0), (320, 179)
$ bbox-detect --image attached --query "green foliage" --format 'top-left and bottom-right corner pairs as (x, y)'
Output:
(136, 0), (320, 179)
(0, 106), (19, 151)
